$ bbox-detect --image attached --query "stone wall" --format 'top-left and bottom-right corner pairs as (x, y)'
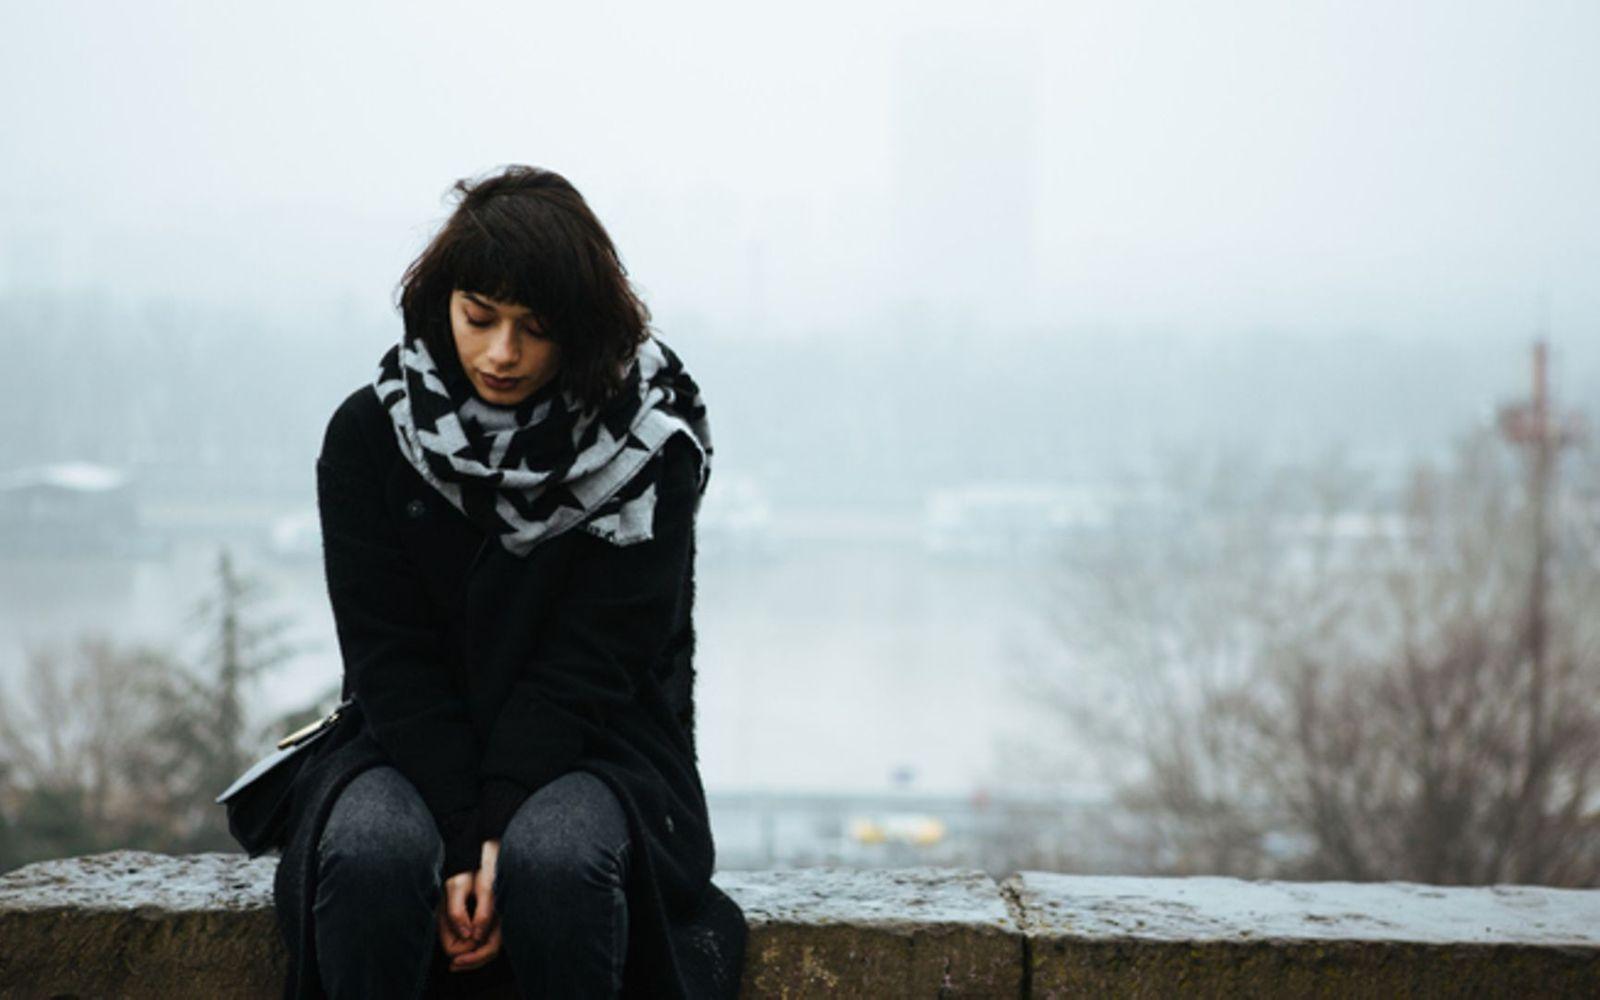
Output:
(1, 851), (1596, 997)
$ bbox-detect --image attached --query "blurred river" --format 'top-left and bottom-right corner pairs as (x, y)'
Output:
(0, 504), (1074, 802)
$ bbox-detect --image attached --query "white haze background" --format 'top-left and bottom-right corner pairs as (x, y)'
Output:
(1, 1), (1596, 835)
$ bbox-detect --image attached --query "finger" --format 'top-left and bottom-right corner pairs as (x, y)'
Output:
(441, 929), (474, 957)
(471, 868), (496, 938)
(450, 923), (503, 972)
(450, 941), (497, 969)
(438, 913), (472, 954)
(452, 915), (500, 961)
(450, 946), (493, 972)
(446, 875), (474, 940)
(437, 901), (473, 954)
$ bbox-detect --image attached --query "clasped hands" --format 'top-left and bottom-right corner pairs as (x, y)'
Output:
(438, 839), (502, 973)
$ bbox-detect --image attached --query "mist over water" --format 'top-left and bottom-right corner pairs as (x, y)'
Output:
(2, 2), (1597, 868)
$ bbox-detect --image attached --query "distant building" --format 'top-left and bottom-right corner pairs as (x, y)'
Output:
(0, 461), (144, 555)
(922, 481), (1109, 558)
(1274, 511), (1419, 575)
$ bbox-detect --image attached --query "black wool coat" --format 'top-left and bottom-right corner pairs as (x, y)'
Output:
(271, 384), (747, 999)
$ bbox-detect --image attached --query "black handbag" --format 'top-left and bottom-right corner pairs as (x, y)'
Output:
(215, 697), (356, 857)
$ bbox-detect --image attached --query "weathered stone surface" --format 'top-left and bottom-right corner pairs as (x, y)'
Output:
(0, 854), (1024, 998)
(7, 852), (1600, 999)
(717, 866), (1023, 998)
(1006, 871), (1600, 999)
(0, 849), (281, 999)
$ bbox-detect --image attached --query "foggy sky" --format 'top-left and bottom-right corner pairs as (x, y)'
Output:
(3, 0), (1597, 347)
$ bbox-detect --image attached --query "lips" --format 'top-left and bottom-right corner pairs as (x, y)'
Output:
(480, 372), (522, 391)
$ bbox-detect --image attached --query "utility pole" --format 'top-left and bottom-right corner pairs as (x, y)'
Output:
(1495, 338), (1585, 873)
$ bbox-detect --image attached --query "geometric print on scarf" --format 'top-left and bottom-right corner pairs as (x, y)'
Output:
(373, 325), (712, 558)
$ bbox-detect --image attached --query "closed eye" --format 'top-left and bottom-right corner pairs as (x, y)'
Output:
(465, 312), (545, 336)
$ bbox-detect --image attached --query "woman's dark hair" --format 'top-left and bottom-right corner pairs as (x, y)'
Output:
(395, 165), (651, 411)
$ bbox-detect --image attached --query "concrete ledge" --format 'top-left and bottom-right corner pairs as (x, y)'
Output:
(0, 852), (282, 999)
(1006, 872), (1600, 999)
(1, 851), (1597, 998)
(721, 866), (1022, 996)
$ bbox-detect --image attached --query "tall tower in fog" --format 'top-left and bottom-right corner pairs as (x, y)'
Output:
(889, 29), (1037, 332)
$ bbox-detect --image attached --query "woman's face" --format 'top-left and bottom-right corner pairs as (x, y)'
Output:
(449, 289), (562, 406)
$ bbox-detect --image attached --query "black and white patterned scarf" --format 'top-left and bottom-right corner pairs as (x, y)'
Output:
(373, 325), (711, 558)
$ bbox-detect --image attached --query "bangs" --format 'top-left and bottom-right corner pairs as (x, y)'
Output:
(441, 209), (587, 337)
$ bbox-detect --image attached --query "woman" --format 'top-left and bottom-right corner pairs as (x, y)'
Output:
(270, 165), (748, 999)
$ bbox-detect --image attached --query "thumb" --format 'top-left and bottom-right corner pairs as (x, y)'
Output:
(445, 872), (474, 940)
(472, 865), (496, 936)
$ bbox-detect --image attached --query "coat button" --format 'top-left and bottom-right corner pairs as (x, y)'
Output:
(404, 499), (427, 519)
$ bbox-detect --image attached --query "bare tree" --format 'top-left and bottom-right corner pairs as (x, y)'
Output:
(0, 636), (179, 869)
(1241, 427), (1600, 884)
(1016, 424), (1600, 885)
(132, 547), (298, 851)
(0, 546), (302, 867)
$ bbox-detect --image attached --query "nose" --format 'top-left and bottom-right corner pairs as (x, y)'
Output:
(485, 323), (520, 369)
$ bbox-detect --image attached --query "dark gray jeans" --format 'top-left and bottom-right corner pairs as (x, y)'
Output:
(312, 765), (632, 999)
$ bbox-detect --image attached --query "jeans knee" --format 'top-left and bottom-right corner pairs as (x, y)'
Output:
(499, 834), (627, 901)
(497, 773), (630, 899)
(318, 768), (443, 902)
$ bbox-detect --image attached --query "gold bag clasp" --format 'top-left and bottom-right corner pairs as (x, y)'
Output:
(276, 704), (344, 750)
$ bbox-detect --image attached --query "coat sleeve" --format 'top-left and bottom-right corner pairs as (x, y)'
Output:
(316, 393), (485, 878)
(477, 431), (702, 840)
